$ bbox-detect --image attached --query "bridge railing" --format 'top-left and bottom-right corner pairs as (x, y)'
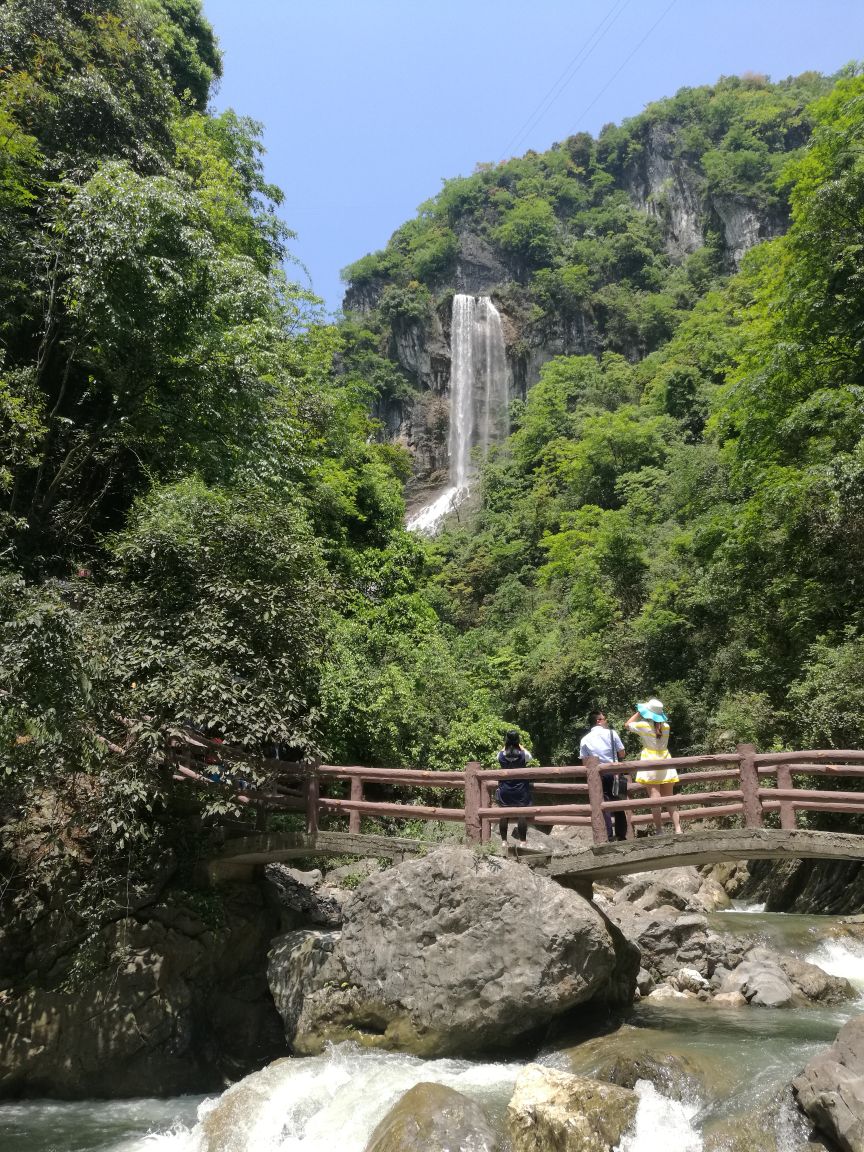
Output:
(165, 735), (864, 846)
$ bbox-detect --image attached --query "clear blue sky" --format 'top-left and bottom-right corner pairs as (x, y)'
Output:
(201, 0), (864, 315)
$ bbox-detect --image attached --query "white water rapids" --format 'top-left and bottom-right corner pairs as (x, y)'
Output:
(407, 293), (509, 535)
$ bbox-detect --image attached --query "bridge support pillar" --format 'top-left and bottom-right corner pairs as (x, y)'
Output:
(585, 757), (607, 845)
(465, 761), (482, 844)
(737, 744), (763, 828)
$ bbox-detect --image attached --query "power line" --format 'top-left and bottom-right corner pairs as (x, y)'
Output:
(571, 0), (680, 130)
(501, 0), (633, 160)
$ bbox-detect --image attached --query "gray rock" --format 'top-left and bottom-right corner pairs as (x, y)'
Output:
(325, 858), (383, 886)
(607, 901), (715, 984)
(793, 1014), (864, 1152)
(269, 846), (638, 1058)
(455, 227), (508, 295)
(507, 1064), (638, 1152)
(267, 929), (340, 1042)
(561, 1026), (707, 1103)
(617, 866), (731, 913)
(365, 1082), (500, 1152)
(713, 194), (786, 267)
(717, 951), (796, 1008)
(779, 955), (854, 1005)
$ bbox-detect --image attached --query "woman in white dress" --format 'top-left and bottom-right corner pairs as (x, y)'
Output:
(625, 697), (682, 834)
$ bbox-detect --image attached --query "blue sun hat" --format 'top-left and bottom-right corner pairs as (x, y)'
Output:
(637, 697), (668, 723)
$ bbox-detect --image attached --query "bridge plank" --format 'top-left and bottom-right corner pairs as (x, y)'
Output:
(542, 828), (864, 882)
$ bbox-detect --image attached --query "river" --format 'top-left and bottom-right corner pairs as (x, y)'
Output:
(3, 907), (863, 1152)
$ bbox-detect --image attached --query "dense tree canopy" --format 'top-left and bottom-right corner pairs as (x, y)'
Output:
(0, 1), (506, 923)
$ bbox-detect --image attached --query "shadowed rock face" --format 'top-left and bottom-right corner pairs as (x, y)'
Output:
(267, 846), (639, 1058)
(0, 883), (286, 1099)
(793, 1013), (864, 1152)
(365, 1082), (500, 1152)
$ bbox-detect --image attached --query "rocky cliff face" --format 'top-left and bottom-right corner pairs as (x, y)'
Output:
(623, 122), (707, 259)
(622, 121), (788, 267)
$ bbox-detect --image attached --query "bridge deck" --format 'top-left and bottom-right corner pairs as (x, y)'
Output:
(205, 827), (864, 886)
(538, 828), (864, 883)
(206, 829), (431, 881)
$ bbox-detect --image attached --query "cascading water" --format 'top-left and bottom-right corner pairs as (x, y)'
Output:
(406, 293), (509, 535)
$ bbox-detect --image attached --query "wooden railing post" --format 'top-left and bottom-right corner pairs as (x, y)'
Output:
(737, 743), (762, 828)
(585, 756), (607, 845)
(349, 776), (363, 835)
(775, 763), (797, 830)
(464, 761), (482, 844)
(305, 758), (320, 836)
(480, 781), (491, 843)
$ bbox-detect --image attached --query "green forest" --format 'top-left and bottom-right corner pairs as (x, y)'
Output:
(2, 0), (864, 912)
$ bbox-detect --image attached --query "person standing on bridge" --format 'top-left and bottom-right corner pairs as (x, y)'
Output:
(496, 731), (534, 844)
(579, 711), (628, 842)
(626, 698), (682, 835)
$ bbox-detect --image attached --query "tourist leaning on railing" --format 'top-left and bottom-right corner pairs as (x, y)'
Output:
(626, 697), (682, 835)
(580, 710), (628, 842)
(496, 731), (534, 843)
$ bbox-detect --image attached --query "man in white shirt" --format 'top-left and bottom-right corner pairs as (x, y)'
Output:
(579, 711), (627, 841)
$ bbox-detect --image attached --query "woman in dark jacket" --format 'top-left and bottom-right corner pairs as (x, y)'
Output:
(496, 730), (534, 842)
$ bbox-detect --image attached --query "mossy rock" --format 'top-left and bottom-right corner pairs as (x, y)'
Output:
(364, 1082), (499, 1152)
(559, 1024), (735, 1103)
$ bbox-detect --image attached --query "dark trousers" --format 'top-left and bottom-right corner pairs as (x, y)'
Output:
(497, 782), (532, 841)
(602, 771), (628, 841)
(499, 815), (528, 841)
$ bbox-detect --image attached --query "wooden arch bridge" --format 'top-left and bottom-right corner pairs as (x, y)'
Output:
(168, 738), (864, 889)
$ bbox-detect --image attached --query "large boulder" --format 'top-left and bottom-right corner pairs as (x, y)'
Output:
(793, 1014), (864, 1152)
(714, 950), (796, 1008)
(507, 1064), (637, 1152)
(714, 948), (853, 1009)
(364, 1082), (500, 1152)
(703, 1088), (829, 1152)
(268, 847), (639, 1058)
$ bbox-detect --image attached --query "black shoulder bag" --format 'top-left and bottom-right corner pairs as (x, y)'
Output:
(610, 726), (623, 797)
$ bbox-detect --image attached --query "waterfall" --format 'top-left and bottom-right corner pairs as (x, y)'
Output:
(407, 293), (509, 534)
(447, 293), (475, 491)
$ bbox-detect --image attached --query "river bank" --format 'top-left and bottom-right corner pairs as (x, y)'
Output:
(3, 907), (863, 1152)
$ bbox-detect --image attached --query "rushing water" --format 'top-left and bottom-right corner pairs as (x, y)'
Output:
(4, 912), (863, 1152)
(407, 293), (509, 535)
